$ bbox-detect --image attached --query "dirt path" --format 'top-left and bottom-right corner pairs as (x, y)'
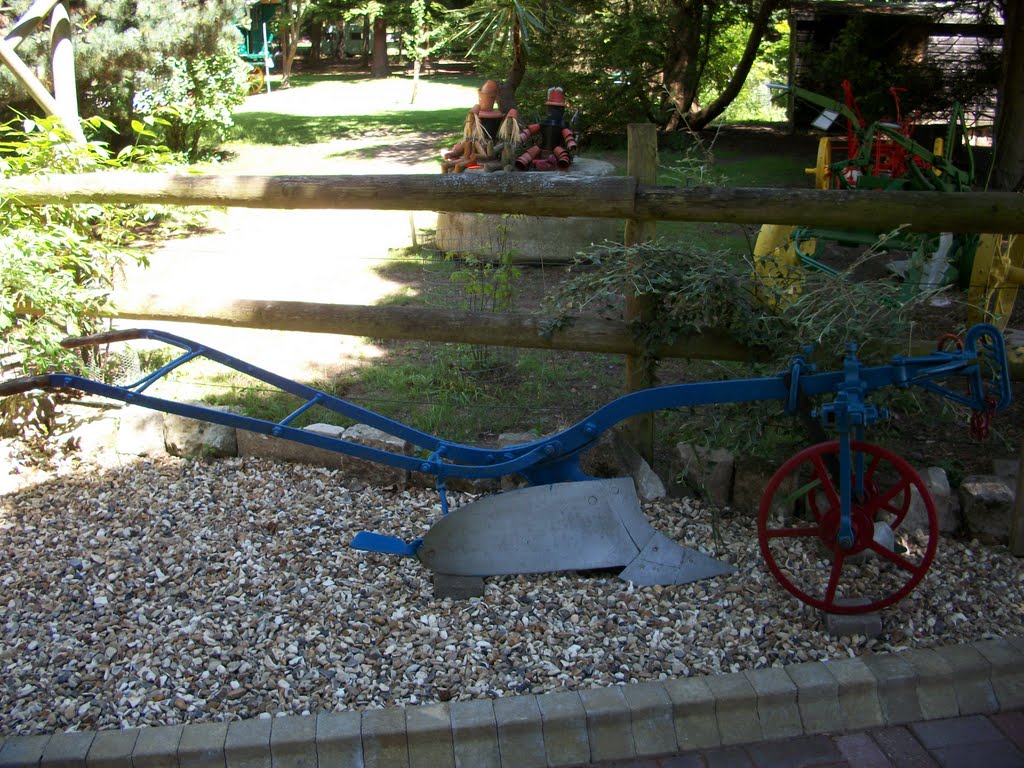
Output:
(115, 80), (470, 380)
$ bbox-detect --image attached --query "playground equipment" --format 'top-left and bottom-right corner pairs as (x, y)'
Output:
(237, 2), (278, 95)
(0, 324), (1010, 614)
(755, 82), (1022, 328)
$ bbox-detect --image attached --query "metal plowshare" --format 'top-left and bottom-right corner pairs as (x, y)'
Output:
(0, 324), (1011, 614)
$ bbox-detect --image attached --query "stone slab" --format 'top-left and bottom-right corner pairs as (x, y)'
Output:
(493, 696), (545, 768)
(705, 673), (761, 746)
(974, 638), (1024, 709)
(86, 730), (139, 768)
(132, 726), (183, 768)
(821, 657), (884, 731)
(863, 653), (923, 725)
(935, 644), (999, 715)
(900, 648), (959, 720)
(177, 723), (228, 768)
(1, 736), (52, 768)
(579, 686), (635, 762)
(315, 711), (363, 768)
(821, 602), (883, 639)
(786, 662), (842, 735)
(450, 699), (500, 768)
(434, 159), (620, 265)
(226, 718), (272, 768)
(536, 691), (590, 768)
(432, 574), (485, 600)
(41, 733), (95, 768)
(662, 676), (721, 751)
(361, 709), (408, 768)
(270, 716), (316, 768)
(743, 667), (802, 740)
(406, 702), (454, 768)
(236, 430), (345, 470)
(622, 681), (677, 757)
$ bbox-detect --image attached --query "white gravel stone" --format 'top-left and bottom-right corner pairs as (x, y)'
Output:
(1, 452), (1022, 736)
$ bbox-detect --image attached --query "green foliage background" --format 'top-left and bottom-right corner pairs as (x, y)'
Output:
(1, 0), (250, 157)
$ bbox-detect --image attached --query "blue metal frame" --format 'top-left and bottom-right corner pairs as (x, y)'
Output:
(6, 324), (1010, 553)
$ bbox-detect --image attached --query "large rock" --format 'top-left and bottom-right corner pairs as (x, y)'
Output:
(236, 422), (410, 487)
(337, 423), (409, 487)
(164, 404), (238, 459)
(670, 443), (734, 506)
(731, 457), (783, 515)
(236, 423), (346, 469)
(114, 406), (165, 457)
(434, 159), (621, 264)
(958, 474), (1016, 542)
(579, 428), (666, 501)
(904, 466), (961, 535)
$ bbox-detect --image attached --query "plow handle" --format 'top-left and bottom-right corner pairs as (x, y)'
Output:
(0, 375), (53, 397)
(60, 329), (153, 350)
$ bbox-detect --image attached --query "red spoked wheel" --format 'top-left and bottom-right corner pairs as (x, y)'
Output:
(758, 440), (938, 615)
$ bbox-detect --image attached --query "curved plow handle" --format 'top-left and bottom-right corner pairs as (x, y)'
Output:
(965, 323), (1012, 413)
(60, 329), (154, 350)
(0, 375), (55, 397)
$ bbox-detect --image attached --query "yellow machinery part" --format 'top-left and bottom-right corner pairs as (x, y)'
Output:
(752, 224), (816, 308)
(247, 66), (265, 96)
(803, 137), (832, 190)
(968, 234), (1024, 330)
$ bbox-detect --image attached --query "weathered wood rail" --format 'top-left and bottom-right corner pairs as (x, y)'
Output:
(3, 171), (1024, 233)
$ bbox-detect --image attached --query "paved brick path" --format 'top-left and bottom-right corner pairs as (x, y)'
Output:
(597, 711), (1024, 767)
(2, 636), (1023, 768)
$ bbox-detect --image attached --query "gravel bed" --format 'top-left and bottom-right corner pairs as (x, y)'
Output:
(1, 453), (1022, 736)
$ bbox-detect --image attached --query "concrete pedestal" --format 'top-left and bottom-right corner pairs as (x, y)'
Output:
(434, 158), (621, 264)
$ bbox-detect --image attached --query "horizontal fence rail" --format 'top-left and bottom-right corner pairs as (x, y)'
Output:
(101, 293), (773, 362)
(3, 171), (1024, 233)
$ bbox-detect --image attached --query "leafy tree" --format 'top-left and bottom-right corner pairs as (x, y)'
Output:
(0, 0), (246, 151)
(454, 0), (553, 111)
(991, 0), (1022, 190)
(0, 115), (182, 376)
(525, 0), (785, 135)
(401, 0), (447, 103)
(660, 0), (781, 130)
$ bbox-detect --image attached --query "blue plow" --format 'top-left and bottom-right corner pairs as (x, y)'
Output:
(0, 324), (1011, 613)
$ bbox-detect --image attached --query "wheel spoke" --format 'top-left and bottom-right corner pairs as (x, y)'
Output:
(810, 455), (840, 509)
(865, 477), (912, 518)
(824, 552), (846, 605)
(866, 539), (923, 574)
(861, 451), (882, 489)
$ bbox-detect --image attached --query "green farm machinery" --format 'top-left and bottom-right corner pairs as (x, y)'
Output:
(755, 81), (1022, 329)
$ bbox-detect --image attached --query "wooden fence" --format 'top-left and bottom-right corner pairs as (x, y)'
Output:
(4, 128), (1024, 459)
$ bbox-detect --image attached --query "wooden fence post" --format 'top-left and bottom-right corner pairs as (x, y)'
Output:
(624, 123), (658, 464)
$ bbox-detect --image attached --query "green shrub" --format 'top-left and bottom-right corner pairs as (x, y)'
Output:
(133, 40), (251, 160)
(0, 115), (188, 375)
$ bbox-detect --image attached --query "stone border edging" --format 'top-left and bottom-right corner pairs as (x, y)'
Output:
(1, 636), (1022, 768)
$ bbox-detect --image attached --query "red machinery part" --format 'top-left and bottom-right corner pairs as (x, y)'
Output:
(757, 440), (938, 615)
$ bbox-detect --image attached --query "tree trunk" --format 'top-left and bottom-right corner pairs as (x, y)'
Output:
(497, 17), (526, 113)
(686, 0), (780, 130)
(991, 0), (1024, 191)
(360, 16), (370, 69)
(281, 25), (295, 88)
(662, 0), (704, 132)
(411, 58), (421, 104)
(371, 16), (389, 78)
(308, 22), (322, 65)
